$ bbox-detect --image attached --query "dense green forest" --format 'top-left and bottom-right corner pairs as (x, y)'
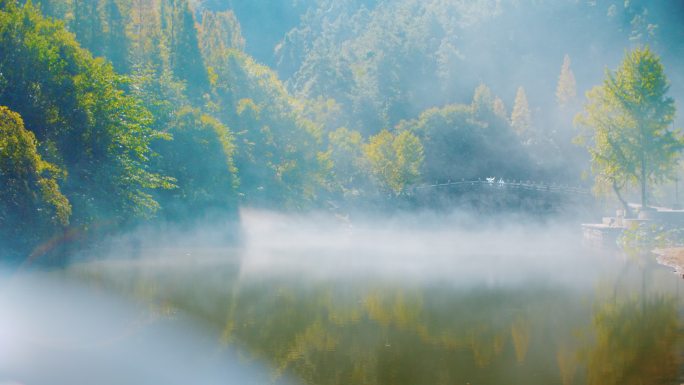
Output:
(0, 0), (682, 261)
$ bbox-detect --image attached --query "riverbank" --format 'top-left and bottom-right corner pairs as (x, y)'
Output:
(654, 248), (684, 276)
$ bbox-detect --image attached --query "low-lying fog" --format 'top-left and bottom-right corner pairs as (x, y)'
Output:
(237, 209), (603, 286)
(0, 271), (293, 385)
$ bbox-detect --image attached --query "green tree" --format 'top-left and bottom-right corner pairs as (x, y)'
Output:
(0, 2), (170, 225)
(198, 9), (245, 64)
(153, 107), (238, 221)
(392, 130), (424, 192)
(128, 0), (163, 71)
(103, 0), (129, 73)
(399, 90), (532, 184)
(576, 47), (682, 209)
(31, 0), (57, 18)
(0, 106), (71, 251)
(326, 126), (368, 195)
(363, 129), (423, 194)
(209, 49), (325, 207)
(168, 0), (208, 96)
(472, 84), (507, 123)
(71, 0), (102, 56)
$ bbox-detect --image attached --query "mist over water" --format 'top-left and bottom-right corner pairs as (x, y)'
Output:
(237, 209), (598, 287)
(0, 270), (291, 385)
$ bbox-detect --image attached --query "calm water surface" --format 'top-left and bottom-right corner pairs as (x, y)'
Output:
(2, 213), (683, 384)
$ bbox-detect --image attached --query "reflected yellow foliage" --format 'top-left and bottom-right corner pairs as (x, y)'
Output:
(586, 296), (679, 385)
(556, 344), (578, 385)
(68, 259), (684, 385)
(511, 316), (531, 363)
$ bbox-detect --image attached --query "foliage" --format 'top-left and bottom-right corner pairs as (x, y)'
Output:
(102, 0), (129, 73)
(363, 129), (423, 194)
(0, 1), (170, 226)
(0, 106), (71, 249)
(153, 107), (237, 221)
(208, 49), (326, 206)
(274, 0), (679, 136)
(282, 0), (458, 132)
(3, 0), (682, 260)
(618, 222), (684, 255)
(398, 86), (533, 184)
(128, 66), (187, 132)
(127, 0), (165, 70)
(511, 86), (532, 141)
(167, 0), (209, 96)
(586, 296), (679, 385)
(325, 127), (368, 195)
(199, 9), (245, 62)
(576, 47), (683, 208)
(73, 243), (684, 385)
(556, 54), (576, 108)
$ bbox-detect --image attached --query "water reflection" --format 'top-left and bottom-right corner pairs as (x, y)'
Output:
(585, 295), (679, 385)
(68, 246), (684, 385)
(0, 269), (285, 385)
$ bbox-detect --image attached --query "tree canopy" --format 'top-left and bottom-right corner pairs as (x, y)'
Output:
(576, 47), (682, 209)
(0, 106), (71, 253)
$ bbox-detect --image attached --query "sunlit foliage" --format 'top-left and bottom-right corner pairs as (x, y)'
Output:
(576, 47), (683, 209)
(0, 1), (168, 226)
(153, 107), (237, 221)
(511, 87), (532, 141)
(585, 296), (679, 385)
(398, 87), (532, 183)
(363, 129), (423, 194)
(0, 106), (71, 250)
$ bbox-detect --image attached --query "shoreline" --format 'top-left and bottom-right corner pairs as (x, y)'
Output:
(653, 247), (684, 276)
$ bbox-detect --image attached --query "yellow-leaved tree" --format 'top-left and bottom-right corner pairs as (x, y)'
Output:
(575, 47), (683, 212)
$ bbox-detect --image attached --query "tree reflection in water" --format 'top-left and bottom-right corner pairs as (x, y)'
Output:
(584, 295), (679, 385)
(70, 254), (684, 385)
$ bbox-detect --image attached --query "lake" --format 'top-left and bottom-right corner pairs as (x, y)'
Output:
(1, 210), (683, 384)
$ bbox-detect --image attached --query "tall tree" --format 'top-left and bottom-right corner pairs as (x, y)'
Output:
(32, 0), (54, 18)
(103, 0), (129, 73)
(168, 0), (208, 96)
(71, 0), (102, 56)
(576, 47), (682, 209)
(511, 86), (532, 140)
(153, 107), (238, 221)
(128, 0), (163, 70)
(556, 54), (577, 108)
(199, 9), (245, 65)
(326, 126), (368, 194)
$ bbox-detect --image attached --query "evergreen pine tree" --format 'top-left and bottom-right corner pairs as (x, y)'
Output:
(168, 0), (208, 96)
(104, 0), (129, 73)
(71, 0), (102, 57)
(556, 54), (577, 108)
(511, 86), (532, 139)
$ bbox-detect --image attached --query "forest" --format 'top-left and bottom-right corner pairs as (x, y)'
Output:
(0, 0), (683, 262)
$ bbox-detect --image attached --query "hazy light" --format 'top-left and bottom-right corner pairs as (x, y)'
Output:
(0, 270), (293, 385)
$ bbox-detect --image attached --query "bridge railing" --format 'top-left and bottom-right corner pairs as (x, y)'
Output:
(410, 179), (590, 196)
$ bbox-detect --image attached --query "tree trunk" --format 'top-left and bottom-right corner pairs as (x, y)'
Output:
(613, 180), (631, 217)
(641, 155), (647, 209)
